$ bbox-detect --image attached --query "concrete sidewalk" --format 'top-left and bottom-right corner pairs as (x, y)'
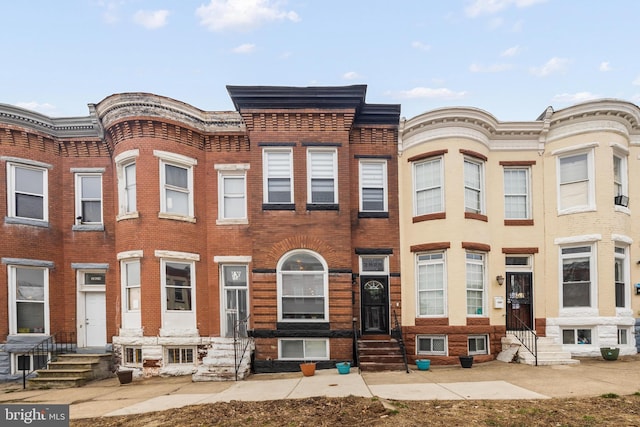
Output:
(1, 356), (639, 420)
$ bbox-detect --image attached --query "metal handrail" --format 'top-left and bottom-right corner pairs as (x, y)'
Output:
(507, 313), (538, 366)
(233, 315), (252, 381)
(21, 331), (76, 389)
(352, 318), (360, 368)
(391, 310), (409, 373)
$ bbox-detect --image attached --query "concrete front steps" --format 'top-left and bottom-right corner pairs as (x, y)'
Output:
(28, 353), (113, 389)
(192, 337), (254, 381)
(358, 335), (407, 372)
(501, 335), (579, 366)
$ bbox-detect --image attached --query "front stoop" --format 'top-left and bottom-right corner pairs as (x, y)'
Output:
(501, 335), (579, 366)
(192, 337), (254, 381)
(28, 354), (113, 389)
(358, 337), (406, 372)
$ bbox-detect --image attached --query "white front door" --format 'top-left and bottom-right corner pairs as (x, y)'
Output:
(85, 292), (106, 347)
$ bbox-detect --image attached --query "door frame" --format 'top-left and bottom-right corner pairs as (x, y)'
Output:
(505, 270), (534, 330)
(360, 275), (390, 335)
(75, 269), (107, 348)
(217, 259), (251, 338)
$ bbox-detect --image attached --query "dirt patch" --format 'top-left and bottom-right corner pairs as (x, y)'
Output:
(70, 394), (640, 426)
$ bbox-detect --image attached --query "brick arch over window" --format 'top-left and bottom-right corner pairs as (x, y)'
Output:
(267, 236), (340, 268)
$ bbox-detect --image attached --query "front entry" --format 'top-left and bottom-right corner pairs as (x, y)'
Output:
(84, 292), (106, 347)
(361, 276), (389, 334)
(506, 272), (533, 330)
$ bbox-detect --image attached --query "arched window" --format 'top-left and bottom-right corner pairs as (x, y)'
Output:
(278, 250), (328, 321)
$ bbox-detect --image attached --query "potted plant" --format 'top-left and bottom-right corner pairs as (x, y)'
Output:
(336, 361), (351, 374)
(459, 355), (474, 368)
(299, 361), (316, 376)
(600, 347), (620, 361)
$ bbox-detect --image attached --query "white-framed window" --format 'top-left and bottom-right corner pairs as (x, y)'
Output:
(277, 250), (328, 321)
(414, 157), (443, 216)
(307, 149), (337, 204)
(217, 167), (248, 222)
(613, 154), (628, 206)
(9, 266), (49, 334)
(165, 347), (195, 364)
(618, 328), (628, 345)
(561, 245), (594, 308)
(615, 246), (628, 309)
(115, 149), (139, 218)
(468, 335), (488, 355)
(466, 252), (485, 316)
(359, 160), (387, 212)
(78, 270), (106, 292)
(7, 162), (48, 222)
(503, 167), (531, 219)
(75, 173), (103, 225)
(416, 335), (447, 356)
(278, 338), (329, 360)
(155, 150), (197, 219)
(13, 353), (49, 375)
(124, 347), (143, 366)
(558, 151), (593, 212)
(562, 328), (592, 344)
(123, 260), (141, 312)
(464, 158), (484, 214)
(163, 260), (194, 311)
(263, 149), (293, 204)
(416, 252), (446, 316)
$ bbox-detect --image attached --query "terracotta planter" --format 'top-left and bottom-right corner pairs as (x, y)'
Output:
(117, 369), (133, 384)
(300, 362), (316, 376)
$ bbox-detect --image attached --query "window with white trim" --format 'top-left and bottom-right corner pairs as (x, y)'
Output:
(124, 347), (142, 366)
(503, 168), (530, 219)
(613, 154), (628, 206)
(13, 353), (48, 375)
(7, 162), (48, 222)
(278, 250), (328, 321)
(163, 260), (193, 311)
(9, 266), (49, 334)
(123, 260), (141, 312)
(558, 152), (592, 211)
(155, 151), (196, 218)
(615, 246), (627, 309)
(562, 328), (591, 344)
(115, 149), (139, 218)
(618, 328), (628, 345)
(464, 158), (484, 214)
(414, 157), (443, 216)
(166, 347), (194, 364)
(307, 149), (337, 204)
(417, 252), (446, 316)
(561, 245), (593, 308)
(359, 160), (387, 212)
(278, 338), (329, 360)
(263, 149), (293, 204)
(468, 335), (488, 355)
(219, 171), (247, 221)
(75, 173), (103, 225)
(466, 252), (485, 316)
(417, 335), (447, 355)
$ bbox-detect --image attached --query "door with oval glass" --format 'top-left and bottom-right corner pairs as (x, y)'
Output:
(361, 276), (389, 334)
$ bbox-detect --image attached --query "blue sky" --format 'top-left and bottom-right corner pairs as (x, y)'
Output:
(2, 0), (639, 121)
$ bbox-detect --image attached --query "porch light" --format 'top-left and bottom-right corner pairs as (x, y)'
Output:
(496, 275), (505, 286)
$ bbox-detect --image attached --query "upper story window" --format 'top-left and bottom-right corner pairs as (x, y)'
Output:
(359, 160), (387, 214)
(307, 149), (337, 204)
(115, 149), (138, 219)
(613, 154), (628, 207)
(558, 151), (593, 212)
(503, 168), (531, 219)
(416, 252), (446, 316)
(464, 158), (484, 214)
(6, 161), (48, 223)
(466, 252), (486, 316)
(278, 250), (328, 322)
(216, 164), (249, 224)
(263, 149), (293, 204)
(74, 172), (103, 226)
(561, 245), (593, 308)
(414, 157), (443, 216)
(154, 150), (197, 220)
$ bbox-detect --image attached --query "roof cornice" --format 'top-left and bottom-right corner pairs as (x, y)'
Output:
(0, 103), (99, 139)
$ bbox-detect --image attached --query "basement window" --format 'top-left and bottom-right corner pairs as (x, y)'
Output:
(468, 335), (488, 355)
(166, 347), (195, 365)
(562, 328), (592, 344)
(12, 353), (48, 375)
(417, 335), (447, 356)
(124, 347), (142, 366)
(278, 338), (329, 360)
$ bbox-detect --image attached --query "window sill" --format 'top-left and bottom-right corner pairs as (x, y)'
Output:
(262, 203), (295, 211)
(358, 211), (389, 219)
(216, 218), (249, 225)
(557, 206), (596, 216)
(614, 205), (631, 215)
(464, 212), (488, 222)
(158, 213), (196, 223)
(306, 203), (339, 211)
(504, 219), (534, 226)
(73, 224), (105, 231)
(117, 212), (140, 221)
(413, 212), (445, 223)
(5, 217), (49, 228)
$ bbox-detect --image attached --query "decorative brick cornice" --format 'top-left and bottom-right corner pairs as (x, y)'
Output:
(0, 103), (98, 138)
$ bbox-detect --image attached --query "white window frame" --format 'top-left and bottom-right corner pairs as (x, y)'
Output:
(307, 148), (338, 204)
(278, 338), (329, 360)
(560, 244), (595, 309)
(277, 250), (329, 322)
(413, 157), (443, 216)
(12, 352), (49, 375)
(154, 150), (197, 220)
(77, 269), (106, 292)
(263, 148), (293, 204)
(618, 328), (629, 345)
(165, 347), (195, 365)
(468, 335), (489, 355)
(614, 246), (629, 310)
(503, 167), (531, 219)
(122, 259), (141, 312)
(416, 252), (446, 317)
(216, 164), (249, 224)
(6, 161), (49, 223)
(123, 346), (143, 367)
(613, 153), (628, 198)
(466, 252), (486, 316)
(464, 158), (484, 214)
(162, 259), (195, 312)
(557, 149), (595, 214)
(8, 265), (50, 335)
(359, 159), (388, 213)
(115, 149), (139, 219)
(561, 328), (592, 345)
(416, 335), (447, 356)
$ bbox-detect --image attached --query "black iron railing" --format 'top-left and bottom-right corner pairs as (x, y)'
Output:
(21, 332), (76, 389)
(352, 318), (360, 368)
(507, 313), (538, 366)
(233, 315), (252, 381)
(391, 310), (409, 373)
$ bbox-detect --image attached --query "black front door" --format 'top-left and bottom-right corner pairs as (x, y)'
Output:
(506, 272), (533, 330)
(361, 276), (389, 334)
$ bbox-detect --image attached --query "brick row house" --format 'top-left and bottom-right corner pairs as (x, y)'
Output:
(0, 85), (402, 379)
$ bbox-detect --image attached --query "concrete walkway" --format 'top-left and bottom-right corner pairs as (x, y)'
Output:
(1, 356), (639, 420)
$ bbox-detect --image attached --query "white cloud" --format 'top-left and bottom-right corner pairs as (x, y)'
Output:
(469, 62), (513, 73)
(632, 75), (640, 86)
(232, 43), (256, 54)
(411, 41), (431, 52)
(342, 71), (362, 80)
(196, 0), (300, 32)
(599, 62), (612, 72)
(388, 87), (468, 100)
(97, 0), (123, 24)
(465, 0), (548, 17)
(133, 10), (170, 29)
(530, 57), (570, 77)
(551, 92), (600, 103)
(501, 45), (520, 57)
(15, 101), (57, 115)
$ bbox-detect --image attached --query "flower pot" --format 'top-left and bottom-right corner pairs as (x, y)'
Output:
(600, 347), (619, 361)
(416, 359), (430, 371)
(459, 355), (474, 368)
(336, 362), (351, 374)
(117, 369), (133, 384)
(300, 362), (316, 376)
